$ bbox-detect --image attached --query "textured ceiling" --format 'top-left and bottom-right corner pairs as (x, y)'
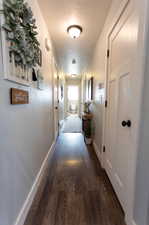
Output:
(38, 0), (112, 75)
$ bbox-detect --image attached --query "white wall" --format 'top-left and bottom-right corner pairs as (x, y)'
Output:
(134, 59), (149, 225)
(0, 1), (56, 225)
(134, 1), (149, 223)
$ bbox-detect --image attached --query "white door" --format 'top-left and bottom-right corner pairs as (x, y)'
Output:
(105, 0), (137, 213)
(52, 59), (59, 140)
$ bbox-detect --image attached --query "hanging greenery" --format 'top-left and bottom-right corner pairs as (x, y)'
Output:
(3, 0), (40, 68)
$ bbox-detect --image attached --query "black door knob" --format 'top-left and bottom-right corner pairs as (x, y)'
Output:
(121, 120), (131, 127)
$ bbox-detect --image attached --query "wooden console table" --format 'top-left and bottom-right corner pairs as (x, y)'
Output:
(82, 113), (93, 143)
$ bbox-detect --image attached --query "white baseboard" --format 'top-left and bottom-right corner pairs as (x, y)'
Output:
(93, 141), (102, 163)
(132, 221), (137, 225)
(125, 214), (138, 225)
(14, 141), (56, 225)
(59, 119), (64, 127)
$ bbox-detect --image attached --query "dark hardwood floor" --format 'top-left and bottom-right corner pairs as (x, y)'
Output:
(25, 133), (126, 225)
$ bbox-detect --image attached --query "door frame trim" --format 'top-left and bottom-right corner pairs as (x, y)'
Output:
(102, 0), (130, 168)
(52, 56), (59, 141)
(102, 0), (131, 222)
(102, 0), (149, 224)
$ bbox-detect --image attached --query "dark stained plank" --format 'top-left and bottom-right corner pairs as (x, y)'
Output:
(25, 133), (126, 225)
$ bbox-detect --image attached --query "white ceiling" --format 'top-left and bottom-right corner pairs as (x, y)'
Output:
(38, 0), (112, 75)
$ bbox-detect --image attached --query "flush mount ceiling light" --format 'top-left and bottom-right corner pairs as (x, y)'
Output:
(72, 59), (76, 64)
(71, 74), (77, 77)
(67, 25), (83, 39)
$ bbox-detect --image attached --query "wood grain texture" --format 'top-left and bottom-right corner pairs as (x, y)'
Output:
(25, 133), (126, 225)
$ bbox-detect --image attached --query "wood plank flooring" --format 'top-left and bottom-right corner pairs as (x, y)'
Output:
(25, 133), (126, 225)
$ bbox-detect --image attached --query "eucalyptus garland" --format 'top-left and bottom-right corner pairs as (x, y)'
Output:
(3, 0), (40, 68)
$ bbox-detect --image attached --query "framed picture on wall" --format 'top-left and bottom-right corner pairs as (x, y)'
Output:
(88, 77), (94, 100)
(61, 85), (64, 100)
(0, 2), (41, 86)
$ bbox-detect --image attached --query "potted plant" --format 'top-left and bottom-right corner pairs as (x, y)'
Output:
(84, 101), (91, 114)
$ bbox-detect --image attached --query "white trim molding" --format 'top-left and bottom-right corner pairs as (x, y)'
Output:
(125, 213), (138, 225)
(93, 141), (102, 163)
(132, 220), (137, 225)
(14, 141), (56, 225)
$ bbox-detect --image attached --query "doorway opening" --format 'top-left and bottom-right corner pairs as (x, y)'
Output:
(67, 85), (79, 116)
(61, 83), (82, 133)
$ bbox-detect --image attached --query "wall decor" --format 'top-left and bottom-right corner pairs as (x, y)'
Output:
(0, 0), (41, 85)
(37, 69), (44, 90)
(88, 77), (94, 101)
(61, 85), (64, 100)
(32, 68), (37, 81)
(10, 88), (29, 105)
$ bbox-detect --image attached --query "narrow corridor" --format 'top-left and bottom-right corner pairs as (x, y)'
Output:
(25, 134), (125, 225)
(1, 0), (148, 224)
(61, 115), (82, 133)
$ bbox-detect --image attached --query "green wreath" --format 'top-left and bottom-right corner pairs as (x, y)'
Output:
(3, 0), (40, 68)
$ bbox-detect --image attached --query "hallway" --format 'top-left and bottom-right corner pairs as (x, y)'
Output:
(25, 134), (125, 225)
(1, 0), (149, 225)
(61, 115), (82, 133)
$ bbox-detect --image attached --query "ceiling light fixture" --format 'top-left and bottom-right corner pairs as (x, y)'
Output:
(67, 25), (83, 39)
(72, 59), (76, 64)
(71, 74), (77, 77)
